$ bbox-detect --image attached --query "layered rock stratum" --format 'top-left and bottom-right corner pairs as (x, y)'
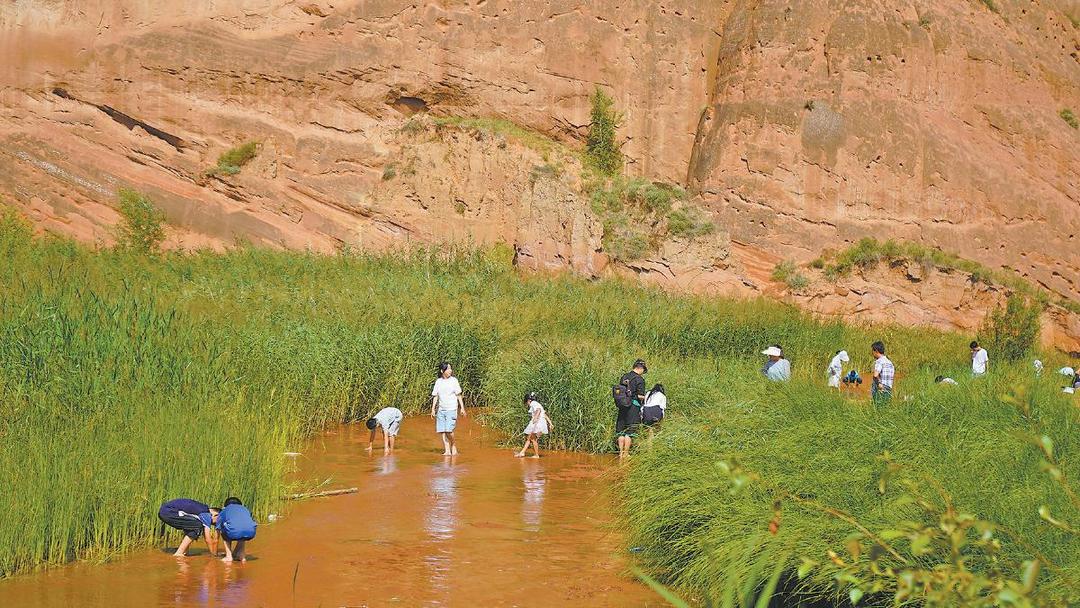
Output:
(1, 1), (1078, 348)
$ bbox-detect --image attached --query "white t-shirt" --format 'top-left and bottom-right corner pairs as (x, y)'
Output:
(374, 407), (403, 429)
(644, 391), (667, 410)
(972, 348), (988, 375)
(431, 377), (462, 411)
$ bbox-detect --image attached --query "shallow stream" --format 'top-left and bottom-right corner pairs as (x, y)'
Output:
(0, 417), (659, 607)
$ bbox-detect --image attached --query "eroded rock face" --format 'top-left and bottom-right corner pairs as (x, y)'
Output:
(0, 0), (1077, 346)
(689, 0), (1079, 303)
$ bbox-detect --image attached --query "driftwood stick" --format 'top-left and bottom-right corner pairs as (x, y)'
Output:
(286, 487), (358, 500)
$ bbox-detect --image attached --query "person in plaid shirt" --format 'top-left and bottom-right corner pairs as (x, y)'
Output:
(871, 341), (894, 402)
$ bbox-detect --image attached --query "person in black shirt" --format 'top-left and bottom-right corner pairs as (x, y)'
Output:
(615, 359), (647, 458)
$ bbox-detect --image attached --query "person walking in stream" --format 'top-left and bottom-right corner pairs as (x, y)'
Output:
(430, 362), (467, 456)
(612, 359), (647, 458)
(516, 392), (553, 458)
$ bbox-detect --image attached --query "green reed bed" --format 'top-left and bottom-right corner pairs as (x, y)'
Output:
(1, 211), (1074, 604)
(622, 370), (1079, 606)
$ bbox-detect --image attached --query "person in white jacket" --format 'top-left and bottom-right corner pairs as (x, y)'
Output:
(827, 350), (850, 389)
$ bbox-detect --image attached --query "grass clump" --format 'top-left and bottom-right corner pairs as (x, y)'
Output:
(817, 238), (1080, 315)
(584, 87), (623, 176)
(114, 188), (166, 253)
(204, 141), (259, 178)
(1060, 109), (1079, 130)
(978, 0), (1000, 14)
(772, 260), (810, 293)
(588, 176), (713, 262)
(433, 116), (566, 159)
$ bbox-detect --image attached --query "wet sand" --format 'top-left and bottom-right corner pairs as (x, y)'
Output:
(0, 416), (660, 607)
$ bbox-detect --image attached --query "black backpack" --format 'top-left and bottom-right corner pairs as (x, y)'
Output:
(612, 378), (632, 408)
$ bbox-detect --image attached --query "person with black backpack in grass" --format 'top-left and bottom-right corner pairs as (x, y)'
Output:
(612, 359), (647, 458)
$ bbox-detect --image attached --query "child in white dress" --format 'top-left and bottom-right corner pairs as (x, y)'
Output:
(515, 392), (554, 459)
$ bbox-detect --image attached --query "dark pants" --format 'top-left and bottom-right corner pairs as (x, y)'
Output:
(158, 512), (205, 540)
(872, 383), (892, 403)
(615, 405), (641, 437)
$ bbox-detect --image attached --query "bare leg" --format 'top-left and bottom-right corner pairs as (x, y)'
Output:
(516, 435), (530, 457)
(388, 435), (395, 454)
(530, 436), (540, 458)
(449, 431), (458, 455)
(234, 540), (247, 562)
(441, 432), (452, 455)
(174, 535), (194, 557)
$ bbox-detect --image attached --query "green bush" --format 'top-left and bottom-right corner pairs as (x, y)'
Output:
(114, 188), (166, 253)
(667, 207), (714, 240)
(1060, 109), (1079, 130)
(205, 141), (259, 178)
(981, 294), (1042, 362)
(772, 260), (798, 282)
(584, 87), (623, 176)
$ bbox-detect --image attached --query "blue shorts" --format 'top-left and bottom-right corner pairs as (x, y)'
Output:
(436, 409), (458, 433)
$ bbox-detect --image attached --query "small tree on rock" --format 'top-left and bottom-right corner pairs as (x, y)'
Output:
(115, 188), (166, 253)
(585, 87), (623, 176)
(980, 293), (1042, 362)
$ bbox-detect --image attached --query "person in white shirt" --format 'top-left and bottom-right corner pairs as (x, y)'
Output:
(365, 407), (403, 455)
(935, 375), (959, 386)
(827, 350), (850, 389)
(430, 362), (466, 456)
(761, 346), (791, 382)
(970, 341), (989, 376)
(641, 384), (667, 426)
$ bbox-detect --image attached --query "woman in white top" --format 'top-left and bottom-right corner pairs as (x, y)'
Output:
(827, 350), (850, 389)
(516, 392), (553, 458)
(430, 362), (466, 456)
(641, 384), (667, 426)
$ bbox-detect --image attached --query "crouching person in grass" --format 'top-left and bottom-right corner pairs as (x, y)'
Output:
(217, 497), (257, 563)
(158, 498), (219, 557)
(366, 406), (403, 455)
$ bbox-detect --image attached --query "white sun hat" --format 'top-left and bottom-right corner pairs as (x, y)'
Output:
(838, 350), (850, 362)
(1059, 367), (1075, 377)
(762, 346), (783, 357)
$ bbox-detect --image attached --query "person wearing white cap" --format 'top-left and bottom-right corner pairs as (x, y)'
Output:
(761, 345), (791, 382)
(827, 350), (849, 389)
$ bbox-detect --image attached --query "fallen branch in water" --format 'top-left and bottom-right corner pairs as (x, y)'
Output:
(286, 487), (358, 500)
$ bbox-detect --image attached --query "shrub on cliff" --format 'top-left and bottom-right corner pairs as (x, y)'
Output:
(114, 188), (166, 253)
(981, 293), (1042, 362)
(585, 87), (623, 176)
(205, 141), (259, 178)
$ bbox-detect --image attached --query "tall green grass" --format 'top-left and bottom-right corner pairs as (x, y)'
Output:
(622, 369), (1079, 605)
(1, 210), (1073, 602)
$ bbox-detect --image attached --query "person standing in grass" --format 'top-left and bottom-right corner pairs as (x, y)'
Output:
(217, 497), (257, 563)
(366, 406), (403, 455)
(430, 362), (466, 456)
(516, 392), (553, 458)
(613, 359), (647, 458)
(158, 498), (219, 558)
(827, 350), (849, 389)
(761, 345), (790, 382)
(871, 341), (895, 402)
(970, 341), (989, 377)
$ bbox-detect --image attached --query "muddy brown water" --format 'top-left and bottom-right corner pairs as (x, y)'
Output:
(0, 417), (661, 607)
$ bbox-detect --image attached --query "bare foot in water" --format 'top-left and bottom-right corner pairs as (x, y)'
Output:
(515, 451), (526, 457)
(529, 455), (540, 459)
(451, 447), (459, 456)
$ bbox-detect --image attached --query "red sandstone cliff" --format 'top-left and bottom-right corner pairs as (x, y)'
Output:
(1, 1), (1078, 347)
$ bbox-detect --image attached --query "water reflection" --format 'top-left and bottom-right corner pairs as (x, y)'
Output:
(521, 461), (546, 532)
(423, 458), (460, 605)
(162, 557), (250, 607)
(378, 454), (398, 476)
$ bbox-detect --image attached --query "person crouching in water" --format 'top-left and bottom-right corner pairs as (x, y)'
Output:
(366, 406), (403, 455)
(217, 497), (257, 563)
(158, 498), (219, 557)
(516, 392), (553, 458)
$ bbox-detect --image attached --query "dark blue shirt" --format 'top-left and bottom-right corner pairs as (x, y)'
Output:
(160, 498), (209, 518)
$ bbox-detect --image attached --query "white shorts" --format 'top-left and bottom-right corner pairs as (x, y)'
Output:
(827, 375), (840, 388)
(381, 416), (402, 436)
